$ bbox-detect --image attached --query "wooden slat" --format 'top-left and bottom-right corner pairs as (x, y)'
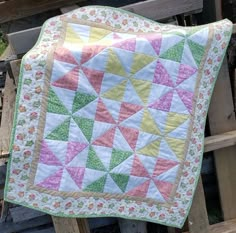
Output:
(7, 27), (41, 55)
(208, 57), (236, 220)
(0, 0), (85, 24)
(122, 0), (203, 20)
(204, 130), (236, 153)
(185, 218), (236, 233)
(214, 0), (222, 21)
(52, 217), (90, 233)
(60, 4), (79, 14)
(188, 177), (209, 233)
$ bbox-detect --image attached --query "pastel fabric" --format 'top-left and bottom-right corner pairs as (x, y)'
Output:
(4, 6), (232, 228)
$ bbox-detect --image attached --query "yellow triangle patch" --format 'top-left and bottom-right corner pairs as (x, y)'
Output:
(141, 109), (161, 135)
(165, 137), (185, 161)
(65, 26), (84, 44)
(130, 78), (151, 104)
(164, 112), (189, 134)
(102, 80), (127, 101)
(106, 49), (127, 77)
(137, 139), (161, 157)
(89, 27), (112, 43)
(131, 53), (156, 74)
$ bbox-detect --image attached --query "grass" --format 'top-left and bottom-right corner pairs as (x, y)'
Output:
(0, 30), (7, 56)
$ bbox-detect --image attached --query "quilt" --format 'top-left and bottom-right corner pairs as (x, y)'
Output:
(4, 6), (232, 228)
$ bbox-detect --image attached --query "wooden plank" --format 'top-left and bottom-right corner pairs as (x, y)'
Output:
(10, 206), (46, 223)
(60, 4), (79, 14)
(208, 57), (236, 220)
(214, 0), (222, 20)
(10, 59), (21, 86)
(0, 215), (52, 233)
(0, 46), (15, 155)
(21, 227), (55, 233)
(122, 0), (203, 20)
(185, 218), (236, 233)
(204, 130), (236, 153)
(118, 219), (147, 233)
(0, 0), (85, 24)
(188, 177), (209, 233)
(52, 217), (90, 233)
(7, 27), (41, 55)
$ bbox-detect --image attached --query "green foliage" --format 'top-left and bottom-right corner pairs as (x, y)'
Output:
(0, 30), (7, 55)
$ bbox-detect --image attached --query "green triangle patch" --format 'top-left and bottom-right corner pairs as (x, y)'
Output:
(46, 117), (70, 141)
(47, 87), (69, 115)
(187, 39), (205, 66)
(86, 146), (106, 171)
(83, 175), (107, 193)
(110, 173), (129, 192)
(109, 149), (132, 171)
(160, 40), (185, 63)
(72, 92), (96, 113)
(73, 116), (94, 141)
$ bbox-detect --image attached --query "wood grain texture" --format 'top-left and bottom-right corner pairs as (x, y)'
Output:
(185, 218), (236, 233)
(204, 130), (236, 152)
(208, 57), (236, 220)
(52, 217), (90, 233)
(214, 0), (222, 20)
(0, 47), (15, 155)
(188, 177), (209, 233)
(0, 0), (85, 23)
(122, 0), (203, 20)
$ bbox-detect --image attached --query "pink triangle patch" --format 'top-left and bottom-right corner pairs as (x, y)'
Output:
(119, 126), (139, 150)
(127, 180), (150, 198)
(176, 64), (197, 85)
(153, 62), (174, 87)
(65, 142), (88, 164)
(81, 45), (106, 64)
(54, 47), (78, 64)
(52, 66), (79, 91)
(66, 167), (85, 189)
(153, 180), (173, 201)
(131, 155), (150, 177)
(113, 38), (136, 52)
(146, 33), (162, 55)
(82, 67), (104, 94)
(118, 102), (143, 123)
(113, 33), (122, 40)
(95, 98), (116, 124)
(152, 158), (179, 177)
(149, 90), (174, 112)
(176, 89), (194, 113)
(39, 140), (62, 166)
(37, 168), (63, 191)
(92, 127), (116, 147)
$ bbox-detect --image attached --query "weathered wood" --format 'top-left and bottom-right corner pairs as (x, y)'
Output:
(118, 219), (147, 233)
(122, 0), (203, 20)
(214, 0), (222, 21)
(60, 4), (79, 14)
(52, 217), (90, 233)
(0, 215), (52, 233)
(185, 218), (236, 233)
(10, 206), (46, 223)
(188, 177), (209, 233)
(0, 0), (85, 24)
(7, 27), (41, 55)
(208, 57), (236, 220)
(10, 59), (21, 86)
(0, 46), (15, 155)
(204, 130), (236, 153)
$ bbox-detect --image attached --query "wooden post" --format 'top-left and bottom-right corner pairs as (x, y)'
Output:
(52, 217), (90, 233)
(208, 57), (236, 220)
(188, 177), (209, 233)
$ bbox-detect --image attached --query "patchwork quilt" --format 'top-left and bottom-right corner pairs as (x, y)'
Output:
(4, 6), (232, 228)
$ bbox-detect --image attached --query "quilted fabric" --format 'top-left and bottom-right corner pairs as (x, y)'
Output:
(4, 6), (232, 228)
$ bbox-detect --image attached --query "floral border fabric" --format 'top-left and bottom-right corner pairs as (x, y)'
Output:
(4, 6), (232, 228)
